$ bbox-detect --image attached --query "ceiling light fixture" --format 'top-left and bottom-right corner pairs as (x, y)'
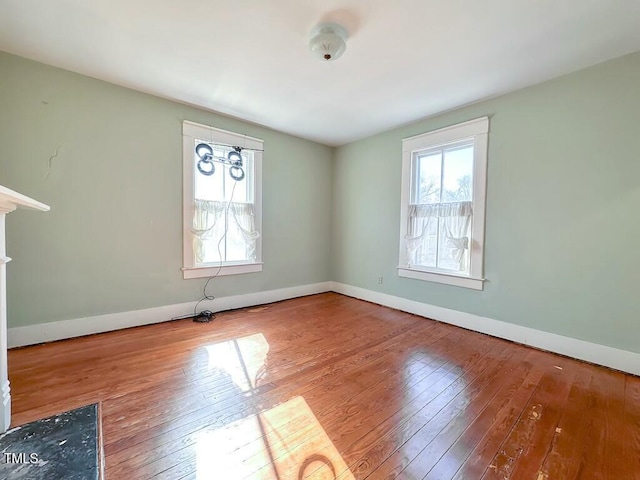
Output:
(309, 23), (348, 62)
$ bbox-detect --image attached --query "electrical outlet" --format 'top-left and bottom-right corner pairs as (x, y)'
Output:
(377, 276), (383, 284)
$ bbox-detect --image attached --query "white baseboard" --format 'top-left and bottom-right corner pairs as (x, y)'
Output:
(331, 282), (640, 376)
(9, 280), (639, 377)
(8, 282), (332, 348)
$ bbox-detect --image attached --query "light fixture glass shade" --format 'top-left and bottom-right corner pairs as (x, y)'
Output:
(309, 23), (348, 61)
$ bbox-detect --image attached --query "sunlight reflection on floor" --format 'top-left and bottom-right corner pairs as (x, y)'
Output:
(195, 396), (354, 480)
(205, 333), (270, 392)
(199, 334), (354, 479)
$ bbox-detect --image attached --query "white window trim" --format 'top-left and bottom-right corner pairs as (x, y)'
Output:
(182, 262), (264, 279)
(182, 120), (263, 279)
(398, 116), (489, 290)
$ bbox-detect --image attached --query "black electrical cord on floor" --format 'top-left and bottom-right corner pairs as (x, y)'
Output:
(189, 177), (240, 323)
(192, 277), (215, 322)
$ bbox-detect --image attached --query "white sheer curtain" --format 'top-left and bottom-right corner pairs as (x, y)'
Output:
(228, 202), (260, 261)
(404, 204), (437, 268)
(404, 201), (472, 271)
(192, 199), (259, 264)
(440, 202), (472, 271)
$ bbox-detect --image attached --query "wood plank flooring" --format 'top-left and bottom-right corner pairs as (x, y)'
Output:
(7, 292), (640, 479)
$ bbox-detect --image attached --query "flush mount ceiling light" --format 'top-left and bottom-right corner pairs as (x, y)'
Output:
(309, 23), (348, 61)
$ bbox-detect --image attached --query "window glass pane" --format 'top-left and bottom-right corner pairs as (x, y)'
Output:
(193, 139), (254, 265)
(436, 216), (471, 274)
(416, 152), (441, 204)
(437, 217), (459, 271)
(414, 218), (437, 267)
(201, 220), (226, 264)
(228, 153), (252, 203)
(225, 220), (248, 262)
(194, 142), (224, 202)
(441, 144), (473, 203)
(194, 141), (253, 204)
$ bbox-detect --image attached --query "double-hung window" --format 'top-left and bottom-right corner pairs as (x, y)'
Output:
(398, 117), (488, 290)
(182, 121), (263, 279)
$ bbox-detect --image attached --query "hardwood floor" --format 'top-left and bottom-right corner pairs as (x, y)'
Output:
(8, 292), (640, 479)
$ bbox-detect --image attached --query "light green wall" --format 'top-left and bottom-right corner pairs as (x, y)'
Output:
(332, 51), (640, 354)
(3, 50), (639, 355)
(0, 52), (333, 327)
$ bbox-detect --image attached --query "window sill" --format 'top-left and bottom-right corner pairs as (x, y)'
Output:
(397, 266), (484, 290)
(182, 262), (263, 279)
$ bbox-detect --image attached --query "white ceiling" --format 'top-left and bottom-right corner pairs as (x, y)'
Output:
(1, 1), (640, 146)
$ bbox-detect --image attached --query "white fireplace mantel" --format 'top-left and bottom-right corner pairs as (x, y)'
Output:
(0, 185), (50, 432)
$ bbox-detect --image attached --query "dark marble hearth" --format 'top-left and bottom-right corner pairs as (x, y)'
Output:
(0, 404), (100, 480)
